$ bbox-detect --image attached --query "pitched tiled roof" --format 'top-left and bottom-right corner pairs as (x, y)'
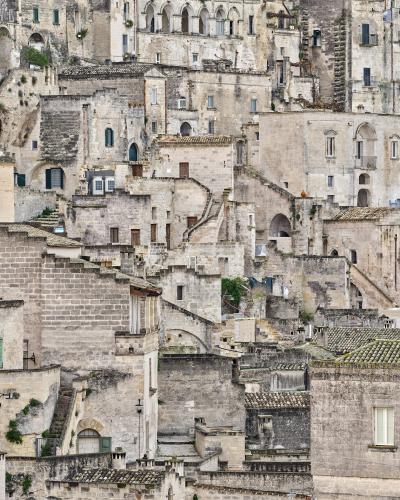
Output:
(269, 362), (307, 371)
(331, 208), (394, 221)
(59, 63), (153, 80)
(245, 392), (310, 409)
(322, 327), (400, 354)
(338, 340), (400, 365)
(157, 135), (234, 145)
(66, 468), (163, 486)
(1, 223), (81, 248)
(292, 342), (335, 359)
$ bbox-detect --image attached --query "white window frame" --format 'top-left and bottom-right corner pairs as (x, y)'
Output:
(374, 407), (394, 446)
(391, 140), (398, 160)
(105, 178), (115, 192)
(250, 98), (257, 113)
(150, 87), (157, 105)
(207, 95), (214, 108)
(155, 52), (161, 64)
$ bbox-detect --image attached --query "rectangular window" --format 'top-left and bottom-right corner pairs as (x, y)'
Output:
(356, 140), (363, 159)
(106, 178), (115, 192)
(110, 227), (119, 243)
(207, 95), (214, 108)
(53, 9), (60, 25)
(152, 207), (157, 219)
(94, 179), (103, 192)
(150, 88), (157, 105)
(208, 120), (215, 134)
(177, 285), (184, 301)
(327, 175), (334, 188)
(33, 6), (39, 22)
(255, 131), (260, 140)
(123, 2), (130, 22)
(131, 229), (140, 246)
(249, 15), (254, 34)
(151, 223), (157, 243)
(374, 407), (394, 446)
(32, 140), (38, 150)
(151, 121), (157, 133)
(192, 53), (198, 63)
(0, 337), (3, 369)
(250, 98), (257, 112)
(155, 52), (161, 64)
(350, 249), (357, 264)
(23, 339), (28, 369)
(45, 168), (63, 189)
(149, 358), (152, 391)
(327, 195), (335, 204)
(130, 295), (140, 334)
(326, 137), (335, 158)
(15, 173), (26, 187)
(122, 34), (128, 54)
(363, 67), (371, 86)
(391, 140), (398, 159)
(361, 23), (370, 45)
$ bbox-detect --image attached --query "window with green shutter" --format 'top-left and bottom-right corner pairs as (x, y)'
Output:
(100, 436), (112, 453)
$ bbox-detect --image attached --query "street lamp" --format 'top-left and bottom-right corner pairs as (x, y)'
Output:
(136, 398), (143, 459)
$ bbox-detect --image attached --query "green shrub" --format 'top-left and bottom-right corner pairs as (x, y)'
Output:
(23, 47), (49, 67)
(125, 19), (133, 28)
(41, 441), (52, 457)
(6, 420), (23, 444)
(221, 277), (247, 307)
(76, 28), (88, 40)
(31, 76), (37, 85)
(299, 309), (314, 323)
(20, 75), (27, 84)
(22, 475), (32, 495)
(29, 398), (40, 407)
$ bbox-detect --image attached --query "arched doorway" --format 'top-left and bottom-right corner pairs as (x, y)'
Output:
(182, 7), (189, 33)
(161, 6), (172, 33)
(129, 143), (138, 161)
(199, 8), (209, 35)
(77, 429), (100, 454)
(180, 122), (191, 136)
(269, 214), (291, 237)
(28, 33), (45, 51)
(357, 189), (370, 207)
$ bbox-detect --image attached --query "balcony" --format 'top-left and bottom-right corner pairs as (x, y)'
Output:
(360, 34), (378, 46)
(355, 156), (377, 170)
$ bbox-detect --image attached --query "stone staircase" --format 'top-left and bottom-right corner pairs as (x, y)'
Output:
(240, 165), (294, 202)
(30, 208), (63, 231)
(333, 13), (347, 111)
(47, 387), (74, 450)
(350, 265), (396, 310)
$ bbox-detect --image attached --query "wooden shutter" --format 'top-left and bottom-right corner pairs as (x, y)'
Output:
(151, 224), (157, 243)
(45, 169), (52, 189)
(187, 216), (198, 228)
(131, 229), (141, 246)
(100, 436), (112, 453)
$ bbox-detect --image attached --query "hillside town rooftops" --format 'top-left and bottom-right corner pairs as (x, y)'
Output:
(1, 223), (81, 248)
(59, 63), (154, 80)
(330, 207), (395, 221)
(338, 340), (400, 365)
(157, 135), (234, 146)
(245, 392), (310, 410)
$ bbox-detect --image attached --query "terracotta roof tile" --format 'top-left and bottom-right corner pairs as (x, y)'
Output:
(245, 392), (310, 409)
(1, 223), (81, 248)
(66, 468), (163, 486)
(157, 135), (234, 145)
(331, 207), (395, 221)
(59, 63), (153, 80)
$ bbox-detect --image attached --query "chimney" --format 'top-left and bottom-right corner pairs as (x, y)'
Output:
(112, 449), (126, 470)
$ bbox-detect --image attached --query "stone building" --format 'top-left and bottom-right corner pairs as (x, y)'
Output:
(311, 339), (400, 498)
(299, 0), (400, 113)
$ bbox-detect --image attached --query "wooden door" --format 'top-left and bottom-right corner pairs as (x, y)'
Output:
(179, 162), (189, 178)
(131, 229), (141, 246)
(151, 224), (157, 243)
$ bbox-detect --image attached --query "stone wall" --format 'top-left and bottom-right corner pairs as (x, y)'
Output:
(14, 187), (57, 222)
(0, 300), (24, 369)
(311, 364), (400, 498)
(158, 354), (245, 434)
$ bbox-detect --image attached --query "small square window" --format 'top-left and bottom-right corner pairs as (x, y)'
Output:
(327, 195), (335, 203)
(32, 140), (38, 150)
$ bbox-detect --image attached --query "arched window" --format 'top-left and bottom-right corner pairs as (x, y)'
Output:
(228, 7), (239, 36)
(357, 189), (370, 207)
(129, 143), (138, 161)
(330, 249), (339, 257)
(355, 123), (377, 168)
(105, 128), (114, 147)
(269, 214), (291, 237)
(77, 429), (100, 454)
(161, 6), (172, 33)
(359, 173), (370, 185)
(146, 5), (155, 32)
(199, 8), (209, 35)
(180, 122), (191, 136)
(216, 9), (225, 36)
(182, 7), (189, 33)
